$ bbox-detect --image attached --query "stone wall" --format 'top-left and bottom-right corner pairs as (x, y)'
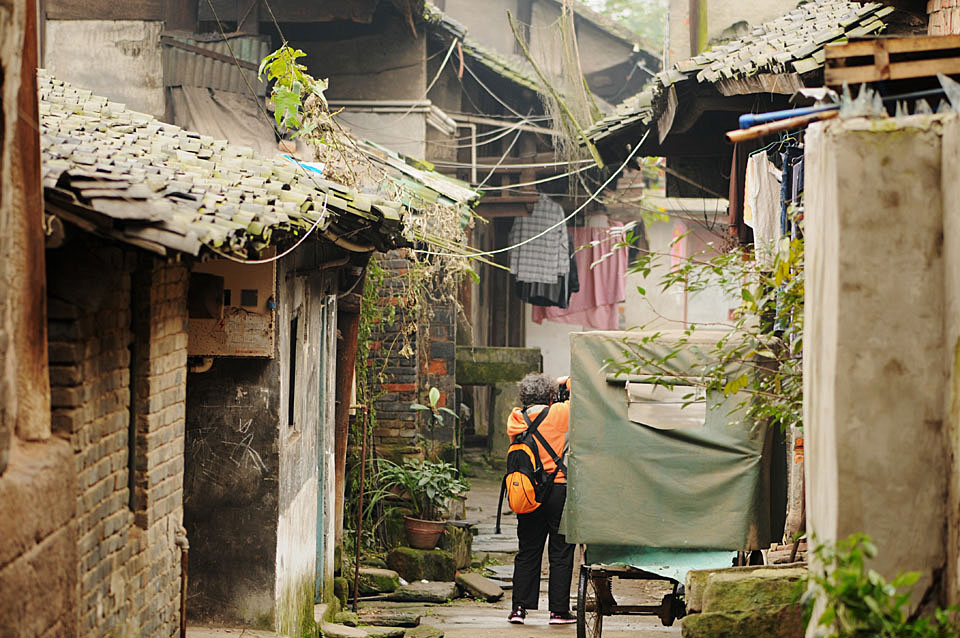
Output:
(46, 238), (187, 637)
(368, 251), (458, 460)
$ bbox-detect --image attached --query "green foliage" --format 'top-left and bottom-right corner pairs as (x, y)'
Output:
(804, 534), (960, 638)
(608, 232), (805, 431)
(411, 385), (460, 461)
(258, 45), (328, 132)
(375, 458), (469, 521)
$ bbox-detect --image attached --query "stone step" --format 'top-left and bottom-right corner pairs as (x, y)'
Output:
(322, 622), (368, 638)
(363, 628), (406, 638)
(357, 608), (421, 627)
(456, 572), (504, 602)
(388, 581), (459, 603)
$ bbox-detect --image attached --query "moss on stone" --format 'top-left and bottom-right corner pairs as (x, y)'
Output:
(681, 603), (803, 638)
(276, 575), (317, 638)
(437, 525), (472, 569)
(387, 547), (456, 582)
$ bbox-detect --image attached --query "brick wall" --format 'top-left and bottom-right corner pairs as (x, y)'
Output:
(367, 251), (457, 459)
(369, 252), (420, 459)
(929, 0), (960, 34)
(47, 239), (187, 638)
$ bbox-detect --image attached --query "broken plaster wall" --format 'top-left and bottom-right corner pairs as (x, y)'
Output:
(804, 115), (949, 617)
(185, 249), (339, 634)
(275, 255), (338, 635)
(44, 20), (165, 120)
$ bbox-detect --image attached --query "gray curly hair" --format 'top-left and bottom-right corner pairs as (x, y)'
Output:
(518, 373), (558, 408)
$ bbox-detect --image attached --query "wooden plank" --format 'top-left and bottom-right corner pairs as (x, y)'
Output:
(826, 56), (960, 84)
(45, 0), (162, 20)
(826, 35), (960, 60)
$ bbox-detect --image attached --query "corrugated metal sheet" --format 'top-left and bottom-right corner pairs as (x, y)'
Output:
(162, 32), (270, 96)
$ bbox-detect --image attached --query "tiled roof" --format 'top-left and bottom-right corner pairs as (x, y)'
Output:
(585, 0), (893, 147)
(39, 71), (478, 258)
(423, 3), (543, 93)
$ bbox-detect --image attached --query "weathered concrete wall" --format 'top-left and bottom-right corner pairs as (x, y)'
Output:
(275, 259), (337, 634)
(44, 20), (165, 119)
(46, 239), (187, 637)
(941, 116), (960, 607)
(336, 111), (427, 159)
(804, 116), (948, 610)
(667, 0), (797, 65)
(301, 19), (426, 102)
(444, 0), (518, 55)
(186, 251), (341, 633)
(185, 356), (280, 627)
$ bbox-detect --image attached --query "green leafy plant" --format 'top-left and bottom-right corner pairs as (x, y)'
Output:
(258, 45), (328, 132)
(804, 534), (960, 638)
(412, 386), (460, 461)
(375, 458), (469, 521)
(607, 231), (805, 432)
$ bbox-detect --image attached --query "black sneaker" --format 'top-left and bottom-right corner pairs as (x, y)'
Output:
(508, 605), (526, 624)
(549, 611), (576, 625)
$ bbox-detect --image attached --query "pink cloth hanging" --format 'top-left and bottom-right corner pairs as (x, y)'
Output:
(531, 223), (628, 330)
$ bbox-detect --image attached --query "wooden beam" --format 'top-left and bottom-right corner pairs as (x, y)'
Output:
(45, 0), (163, 20)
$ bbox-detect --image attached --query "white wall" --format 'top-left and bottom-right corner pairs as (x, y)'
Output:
(624, 204), (736, 331)
(44, 20), (165, 119)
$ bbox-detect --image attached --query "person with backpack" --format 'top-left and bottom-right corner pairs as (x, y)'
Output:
(503, 372), (575, 625)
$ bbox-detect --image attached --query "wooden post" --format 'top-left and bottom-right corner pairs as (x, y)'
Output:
(334, 261), (367, 546)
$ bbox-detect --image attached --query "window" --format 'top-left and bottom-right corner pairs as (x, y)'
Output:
(288, 314), (298, 427)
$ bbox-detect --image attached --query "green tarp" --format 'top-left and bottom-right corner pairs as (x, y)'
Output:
(563, 331), (786, 551)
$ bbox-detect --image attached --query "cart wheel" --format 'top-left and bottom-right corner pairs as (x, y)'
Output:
(659, 593), (686, 627)
(577, 566), (603, 638)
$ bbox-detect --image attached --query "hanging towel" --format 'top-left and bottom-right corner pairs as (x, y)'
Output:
(531, 223), (627, 330)
(744, 153), (782, 266)
(508, 193), (570, 284)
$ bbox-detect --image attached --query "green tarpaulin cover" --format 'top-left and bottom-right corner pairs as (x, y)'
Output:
(563, 331), (786, 550)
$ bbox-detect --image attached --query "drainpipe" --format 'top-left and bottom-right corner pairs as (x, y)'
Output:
(175, 527), (189, 638)
(454, 122), (478, 185)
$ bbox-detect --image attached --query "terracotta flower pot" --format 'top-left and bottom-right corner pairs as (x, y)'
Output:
(403, 516), (446, 549)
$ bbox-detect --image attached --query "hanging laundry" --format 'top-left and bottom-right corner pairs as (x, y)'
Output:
(530, 223), (628, 330)
(744, 152), (782, 266)
(508, 193), (569, 284)
(516, 233), (579, 308)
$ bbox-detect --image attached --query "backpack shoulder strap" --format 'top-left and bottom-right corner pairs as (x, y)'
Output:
(520, 405), (550, 433)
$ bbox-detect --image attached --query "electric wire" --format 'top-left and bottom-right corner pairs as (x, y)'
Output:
(477, 162), (596, 192)
(475, 126), (524, 188)
(414, 129), (650, 259)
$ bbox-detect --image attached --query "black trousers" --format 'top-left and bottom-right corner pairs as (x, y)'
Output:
(511, 483), (574, 612)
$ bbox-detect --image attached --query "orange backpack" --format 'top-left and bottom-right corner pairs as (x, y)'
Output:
(495, 406), (567, 534)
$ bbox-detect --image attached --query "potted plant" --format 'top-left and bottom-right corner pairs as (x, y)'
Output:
(377, 457), (469, 549)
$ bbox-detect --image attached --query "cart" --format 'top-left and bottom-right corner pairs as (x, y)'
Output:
(566, 331), (787, 638)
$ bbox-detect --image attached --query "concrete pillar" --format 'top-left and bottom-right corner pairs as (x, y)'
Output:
(804, 116), (948, 608)
(942, 116), (960, 606)
(490, 382), (521, 461)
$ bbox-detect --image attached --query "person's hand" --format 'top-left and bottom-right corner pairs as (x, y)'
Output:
(557, 376), (570, 389)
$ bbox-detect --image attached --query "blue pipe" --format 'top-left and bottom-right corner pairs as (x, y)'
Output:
(738, 105), (838, 129)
